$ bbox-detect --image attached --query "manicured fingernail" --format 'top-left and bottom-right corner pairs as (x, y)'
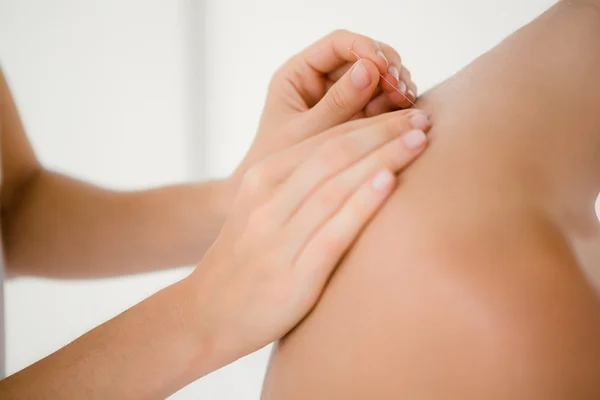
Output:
(408, 89), (416, 99)
(351, 61), (371, 89)
(376, 50), (388, 65)
(410, 112), (429, 130)
(398, 80), (407, 94)
(387, 66), (400, 80)
(372, 170), (394, 192)
(403, 129), (427, 149)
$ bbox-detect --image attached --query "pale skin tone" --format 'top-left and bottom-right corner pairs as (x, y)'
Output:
(262, 1), (600, 398)
(1, 30), (416, 279)
(0, 31), (430, 398)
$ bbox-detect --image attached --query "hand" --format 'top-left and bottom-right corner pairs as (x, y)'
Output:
(226, 30), (418, 203)
(186, 109), (430, 364)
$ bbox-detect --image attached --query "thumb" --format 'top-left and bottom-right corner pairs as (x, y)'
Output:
(301, 58), (380, 136)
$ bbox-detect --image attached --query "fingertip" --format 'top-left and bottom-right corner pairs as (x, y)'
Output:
(355, 58), (380, 85)
(371, 169), (396, 193)
(347, 58), (381, 94)
(402, 129), (428, 151)
(306, 57), (381, 132)
(348, 61), (371, 90)
(408, 111), (431, 132)
(380, 72), (399, 93)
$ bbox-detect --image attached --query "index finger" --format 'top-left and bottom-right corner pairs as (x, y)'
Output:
(301, 30), (389, 76)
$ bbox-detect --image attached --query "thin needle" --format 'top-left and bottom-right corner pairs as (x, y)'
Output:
(348, 48), (416, 107)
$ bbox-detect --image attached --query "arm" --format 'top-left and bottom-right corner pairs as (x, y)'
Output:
(1, 29), (417, 279)
(262, 1), (600, 398)
(1, 70), (227, 278)
(0, 280), (212, 399)
(0, 94), (430, 400)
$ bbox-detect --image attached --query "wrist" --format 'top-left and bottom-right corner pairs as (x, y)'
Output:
(221, 171), (244, 215)
(175, 274), (238, 377)
(205, 178), (231, 227)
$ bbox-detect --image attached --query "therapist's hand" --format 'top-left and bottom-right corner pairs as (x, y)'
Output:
(228, 30), (418, 203)
(266, 29), (418, 125)
(186, 108), (430, 366)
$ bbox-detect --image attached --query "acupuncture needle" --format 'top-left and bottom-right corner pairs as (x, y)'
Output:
(348, 48), (416, 107)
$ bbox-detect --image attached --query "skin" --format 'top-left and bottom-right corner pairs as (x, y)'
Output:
(0, 31), (427, 398)
(262, 1), (600, 399)
(0, 30), (416, 279)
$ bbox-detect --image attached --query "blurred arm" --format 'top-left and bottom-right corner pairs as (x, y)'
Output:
(0, 69), (227, 278)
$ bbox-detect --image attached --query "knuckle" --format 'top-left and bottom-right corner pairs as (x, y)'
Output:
(396, 53), (403, 66)
(396, 110), (419, 129)
(378, 42), (402, 62)
(242, 164), (272, 191)
(314, 182), (344, 211)
(325, 86), (349, 114)
(233, 232), (251, 259)
(381, 141), (406, 169)
(330, 28), (350, 38)
(347, 191), (372, 219)
(318, 138), (353, 169)
(280, 64), (302, 85)
(246, 206), (271, 236)
(372, 151), (395, 171)
(381, 115), (404, 138)
(269, 64), (285, 85)
(318, 234), (344, 261)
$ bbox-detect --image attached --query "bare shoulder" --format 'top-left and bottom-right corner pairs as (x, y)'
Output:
(262, 189), (600, 399)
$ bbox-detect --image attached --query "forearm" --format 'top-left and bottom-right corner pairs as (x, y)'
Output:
(3, 170), (228, 278)
(0, 278), (222, 399)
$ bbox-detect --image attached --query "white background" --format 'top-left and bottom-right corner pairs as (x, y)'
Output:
(0, 0), (559, 398)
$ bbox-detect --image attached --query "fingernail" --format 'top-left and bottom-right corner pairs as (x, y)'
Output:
(403, 129), (427, 150)
(398, 80), (407, 94)
(376, 50), (388, 65)
(408, 89), (416, 99)
(351, 61), (371, 89)
(410, 112), (429, 130)
(372, 170), (394, 193)
(387, 66), (400, 80)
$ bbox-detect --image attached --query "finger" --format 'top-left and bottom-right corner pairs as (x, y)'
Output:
(325, 41), (403, 87)
(374, 69), (414, 110)
(302, 30), (389, 76)
(255, 108), (422, 191)
(376, 41), (403, 78)
(363, 92), (398, 118)
(249, 109), (410, 188)
(400, 65), (417, 103)
(327, 60), (414, 110)
(409, 81), (418, 98)
(292, 169), (396, 288)
(324, 75), (384, 99)
(267, 110), (430, 225)
(326, 62), (352, 82)
(375, 42), (416, 106)
(283, 128), (427, 254)
(299, 58), (381, 136)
